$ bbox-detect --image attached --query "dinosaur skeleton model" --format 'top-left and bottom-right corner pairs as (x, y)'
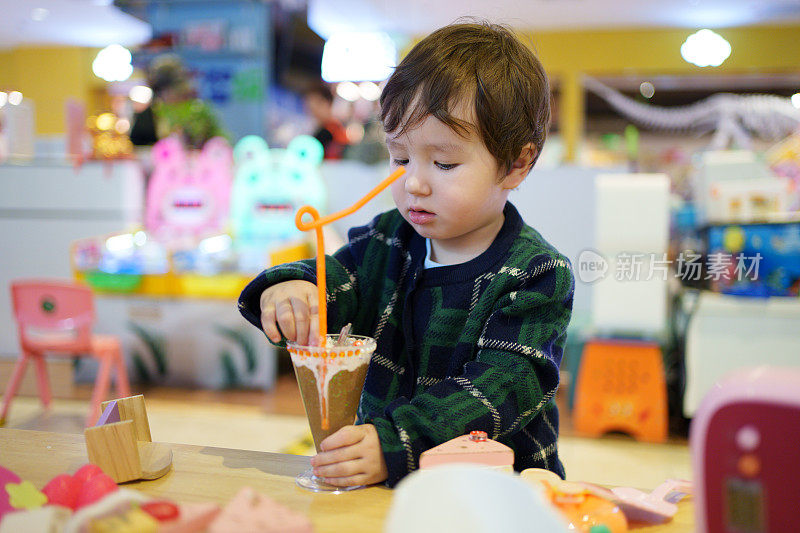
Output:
(583, 76), (800, 150)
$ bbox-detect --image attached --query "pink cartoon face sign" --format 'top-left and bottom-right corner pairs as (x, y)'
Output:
(146, 136), (233, 246)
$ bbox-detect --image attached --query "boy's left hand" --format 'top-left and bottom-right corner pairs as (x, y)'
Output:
(310, 424), (388, 487)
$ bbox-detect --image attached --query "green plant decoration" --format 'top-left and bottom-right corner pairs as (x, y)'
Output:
(154, 99), (230, 150)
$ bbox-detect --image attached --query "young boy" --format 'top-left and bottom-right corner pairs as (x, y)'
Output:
(238, 22), (573, 488)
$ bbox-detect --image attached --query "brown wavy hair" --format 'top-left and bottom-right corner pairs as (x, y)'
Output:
(380, 21), (550, 175)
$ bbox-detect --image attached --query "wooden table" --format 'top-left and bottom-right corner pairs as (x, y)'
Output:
(0, 429), (694, 532)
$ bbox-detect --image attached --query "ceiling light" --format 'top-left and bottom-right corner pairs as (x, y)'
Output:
(0, 92), (7, 108)
(321, 32), (396, 82)
(336, 82), (360, 102)
(129, 85), (153, 105)
(639, 82), (655, 99)
(96, 113), (116, 131)
(115, 118), (131, 134)
(30, 8), (49, 21)
(358, 81), (381, 101)
(92, 44), (134, 82)
(8, 92), (23, 106)
(680, 29), (731, 68)
(792, 93), (800, 109)
(346, 123), (365, 143)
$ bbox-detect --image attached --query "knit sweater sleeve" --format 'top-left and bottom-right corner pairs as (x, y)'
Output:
(364, 254), (574, 486)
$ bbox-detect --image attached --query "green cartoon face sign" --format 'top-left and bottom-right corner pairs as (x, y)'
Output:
(231, 135), (326, 243)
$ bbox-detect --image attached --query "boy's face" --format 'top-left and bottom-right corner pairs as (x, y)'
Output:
(386, 103), (513, 262)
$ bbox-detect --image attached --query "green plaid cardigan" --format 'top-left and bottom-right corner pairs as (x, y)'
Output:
(239, 202), (574, 487)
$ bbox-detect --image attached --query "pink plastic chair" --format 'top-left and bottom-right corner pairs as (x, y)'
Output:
(1, 280), (131, 426)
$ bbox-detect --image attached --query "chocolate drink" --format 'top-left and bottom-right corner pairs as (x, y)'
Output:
(293, 364), (369, 450)
(288, 336), (374, 452)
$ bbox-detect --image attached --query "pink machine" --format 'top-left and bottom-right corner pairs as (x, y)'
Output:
(145, 136), (233, 246)
(690, 366), (800, 533)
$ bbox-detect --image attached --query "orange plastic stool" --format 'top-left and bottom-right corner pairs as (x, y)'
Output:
(572, 339), (667, 443)
(1, 280), (131, 427)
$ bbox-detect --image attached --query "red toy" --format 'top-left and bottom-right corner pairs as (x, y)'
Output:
(140, 500), (180, 522)
(41, 474), (80, 510)
(41, 464), (117, 511)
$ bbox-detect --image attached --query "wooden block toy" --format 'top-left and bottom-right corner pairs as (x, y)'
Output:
(419, 431), (514, 472)
(85, 420), (143, 483)
(101, 395), (152, 442)
(96, 401), (121, 426)
(208, 487), (313, 533)
(0, 504), (71, 533)
(84, 395), (172, 484)
(137, 442), (173, 480)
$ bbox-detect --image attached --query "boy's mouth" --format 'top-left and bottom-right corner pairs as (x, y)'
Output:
(408, 208), (435, 225)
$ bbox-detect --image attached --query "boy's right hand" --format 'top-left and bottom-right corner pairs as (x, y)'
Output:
(259, 280), (319, 345)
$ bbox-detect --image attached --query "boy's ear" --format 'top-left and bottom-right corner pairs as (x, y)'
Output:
(502, 143), (537, 189)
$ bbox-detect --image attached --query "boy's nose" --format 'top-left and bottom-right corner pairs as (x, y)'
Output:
(404, 171), (431, 196)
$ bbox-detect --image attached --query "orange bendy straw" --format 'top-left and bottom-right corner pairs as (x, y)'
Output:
(294, 167), (406, 345)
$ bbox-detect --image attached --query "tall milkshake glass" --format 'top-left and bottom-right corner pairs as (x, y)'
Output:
(287, 166), (402, 492)
(287, 334), (376, 492)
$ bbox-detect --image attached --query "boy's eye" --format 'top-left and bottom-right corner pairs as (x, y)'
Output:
(392, 158), (409, 166)
(435, 162), (458, 170)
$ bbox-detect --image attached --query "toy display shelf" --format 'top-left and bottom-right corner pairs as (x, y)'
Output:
(704, 217), (800, 297)
(74, 271), (250, 299)
(83, 271), (143, 293)
(74, 242), (312, 299)
(704, 211), (800, 226)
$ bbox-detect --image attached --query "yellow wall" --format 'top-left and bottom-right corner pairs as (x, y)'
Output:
(527, 24), (800, 160)
(0, 46), (102, 136)
(528, 25), (800, 75)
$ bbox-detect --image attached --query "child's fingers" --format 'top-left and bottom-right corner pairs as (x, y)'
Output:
(318, 425), (363, 452)
(260, 304), (281, 343)
(312, 458), (362, 479)
(275, 299), (296, 341)
(307, 293), (319, 346)
(311, 444), (359, 467)
(308, 317), (319, 346)
(320, 474), (368, 487)
(291, 296), (312, 346)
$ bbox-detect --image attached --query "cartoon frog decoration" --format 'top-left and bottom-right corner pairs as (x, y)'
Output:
(231, 135), (325, 270)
